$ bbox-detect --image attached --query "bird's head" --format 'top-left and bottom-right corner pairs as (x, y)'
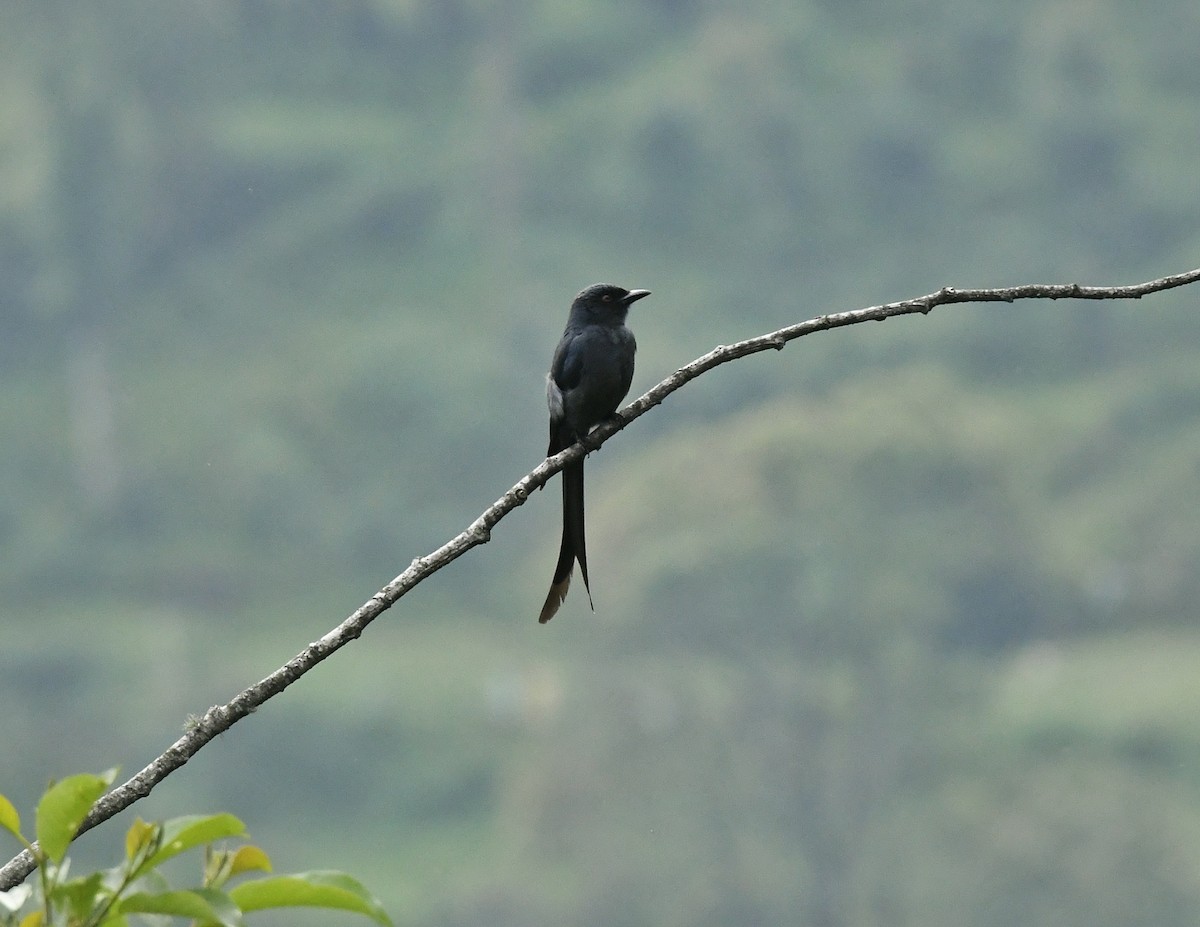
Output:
(572, 283), (651, 323)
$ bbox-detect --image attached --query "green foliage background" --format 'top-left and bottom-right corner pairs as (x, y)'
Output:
(2, 1), (1200, 924)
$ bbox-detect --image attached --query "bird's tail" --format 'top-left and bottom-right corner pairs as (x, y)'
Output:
(538, 457), (591, 623)
(565, 458), (591, 606)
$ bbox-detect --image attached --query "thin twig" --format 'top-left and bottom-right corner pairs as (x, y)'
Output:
(2, 267), (1197, 889)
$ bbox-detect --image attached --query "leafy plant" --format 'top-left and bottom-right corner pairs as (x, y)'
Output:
(0, 771), (391, 927)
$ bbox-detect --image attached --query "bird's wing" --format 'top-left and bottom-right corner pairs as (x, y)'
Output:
(547, 330), (589, 455)
(550, 329), (588, 393)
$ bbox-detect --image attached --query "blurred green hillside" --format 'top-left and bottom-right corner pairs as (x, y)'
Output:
(2, 1), (1200, 925)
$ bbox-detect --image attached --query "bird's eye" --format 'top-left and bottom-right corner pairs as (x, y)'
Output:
(601, 293), (612, 302)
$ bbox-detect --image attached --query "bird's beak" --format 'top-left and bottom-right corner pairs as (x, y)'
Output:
(623, 289), (651, 305)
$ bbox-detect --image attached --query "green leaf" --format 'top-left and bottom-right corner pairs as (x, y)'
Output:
(144, 813), (246, 868)
(124, 817), (159, 862)
(0, 793), (22, 841)
(228, 845), (272, 876)
(36, 772), (113, 864)
(119, 868), (171, 907)
(118, 888), (241, 927)
(49, 871), (105, 924)
(229, 871), (392, 926)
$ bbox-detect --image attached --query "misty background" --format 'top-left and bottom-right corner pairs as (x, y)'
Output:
(3, 1), (1200, 924)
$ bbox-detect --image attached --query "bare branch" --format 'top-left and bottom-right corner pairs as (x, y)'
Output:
(2, 267), (1196, 889)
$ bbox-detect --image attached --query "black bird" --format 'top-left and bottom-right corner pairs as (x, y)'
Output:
(539, 283), (649, 623)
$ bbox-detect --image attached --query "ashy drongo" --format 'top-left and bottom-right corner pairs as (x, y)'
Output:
(539, 283), (649, 624)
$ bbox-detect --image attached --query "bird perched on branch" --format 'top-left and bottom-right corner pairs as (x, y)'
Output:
(539, 283), (650, 623)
